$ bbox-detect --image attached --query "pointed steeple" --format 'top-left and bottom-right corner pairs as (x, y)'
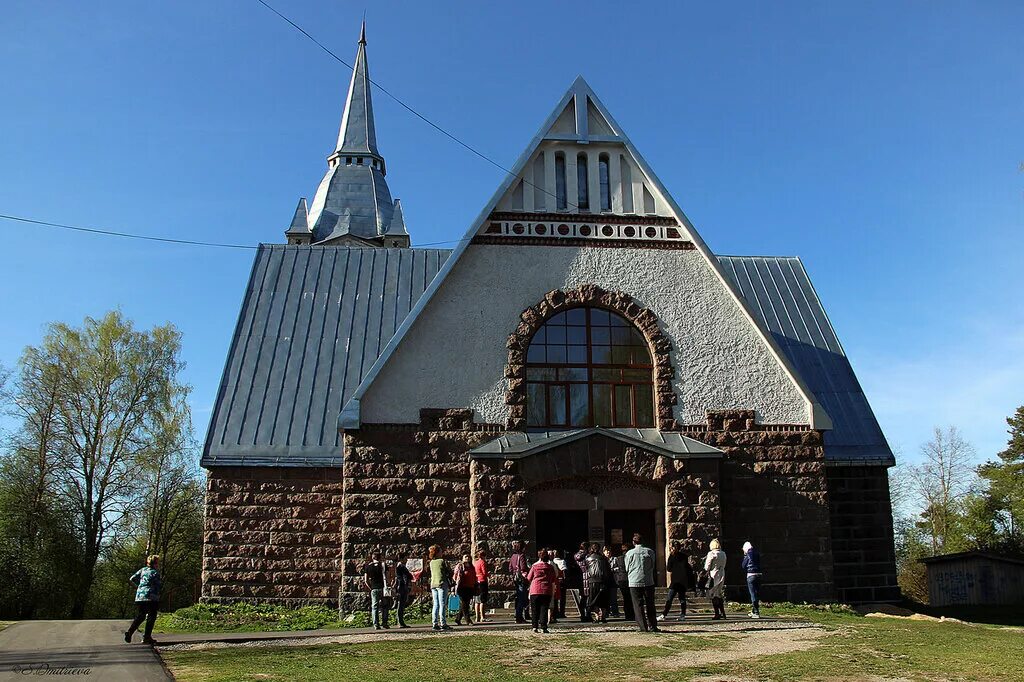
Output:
(333, 20), (380, 160)
(305, 22), (406, 246)
(284, 197), (311, 244)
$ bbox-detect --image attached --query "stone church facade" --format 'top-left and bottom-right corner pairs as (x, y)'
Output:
(201, 26), (898, 609)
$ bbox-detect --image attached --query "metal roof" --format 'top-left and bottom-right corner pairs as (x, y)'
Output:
(202, 247), (891, 468)
(718, 256), (893, 465)
(470, 428), (724, 459)
(201, 245), (450, 467)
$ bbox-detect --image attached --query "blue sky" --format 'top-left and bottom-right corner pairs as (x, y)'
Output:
(1, 1), (1021, 465)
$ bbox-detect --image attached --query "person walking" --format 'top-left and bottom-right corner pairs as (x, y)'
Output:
(704, 538), (728, 620)
(586, 543), (611, 623)
(508, 541), (531, 624)
(741, 541), (762, 619)
(658, 542), (693, 622)
(574, 542), (592, 622)
(362, 550), (388, 630)
(552, 549), (568, 619)
(453, 553), (478, 625)
(395, 551), (413, 628)
(525, 549), (556, 633)
(625, 534), (659, 632)
(610, 544), (634, 621)
(123, 555), (162, 645)
(473, 548), (490, 624)
(427, 545), (453, 631)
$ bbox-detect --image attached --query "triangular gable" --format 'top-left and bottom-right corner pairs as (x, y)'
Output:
(340, 77), (832, 430)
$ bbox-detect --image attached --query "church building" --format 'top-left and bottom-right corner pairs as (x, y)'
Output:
(201, 26), (899, 608)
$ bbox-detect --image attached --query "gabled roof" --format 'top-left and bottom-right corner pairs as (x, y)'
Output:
(470, 428), (724, 460)
(338, 76), (832, 431)
(200, 249), (890, 467)
(201, 245), (450, 467)
(720, 256), (893, 465)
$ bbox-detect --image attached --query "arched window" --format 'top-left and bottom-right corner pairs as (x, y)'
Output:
(577, 153), (590, 210)
(525, 307), (655, 428)
(598, 154), (611, 211)
(555, 152), (567, 210)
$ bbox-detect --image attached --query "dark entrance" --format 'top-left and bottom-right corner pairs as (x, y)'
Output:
(605, 509), (656, 550)
(536, 510), (588, 557)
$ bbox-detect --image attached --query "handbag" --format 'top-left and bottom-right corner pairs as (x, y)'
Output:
(383, 586), (393, 598)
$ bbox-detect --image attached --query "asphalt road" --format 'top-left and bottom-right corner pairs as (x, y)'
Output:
(0, 620), (171, 681)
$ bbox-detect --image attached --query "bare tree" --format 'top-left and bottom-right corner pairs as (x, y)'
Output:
(909, 426), (977, 553)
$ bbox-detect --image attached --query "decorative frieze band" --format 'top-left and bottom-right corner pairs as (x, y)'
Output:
(482, 211), (685, 245)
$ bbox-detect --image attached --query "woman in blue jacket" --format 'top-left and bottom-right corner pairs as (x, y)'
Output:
(741, 541), (762, 619)
(124, 555), (162, 644)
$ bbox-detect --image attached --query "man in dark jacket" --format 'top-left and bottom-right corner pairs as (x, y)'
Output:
(585, 544), (611, 623)
(741, 541), (762, 618)
(659, 542), (693, 622)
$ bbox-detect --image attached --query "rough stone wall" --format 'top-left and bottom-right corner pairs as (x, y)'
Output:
(470, 437), (721, 605)
(700, 410), (835, 603)
(827, 465), (899, 603)
(340, 409), (498, 611)
(202, 466), (344, 605)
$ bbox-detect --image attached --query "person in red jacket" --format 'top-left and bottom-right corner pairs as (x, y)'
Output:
(452, 553), (478, 625)
(525, 549), (557, 633)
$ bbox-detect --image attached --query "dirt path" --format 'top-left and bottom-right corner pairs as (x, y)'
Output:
(160, 620), (827, 671)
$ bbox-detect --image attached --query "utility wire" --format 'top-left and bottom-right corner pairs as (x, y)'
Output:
(254, 0), (580, 212)
(0, 214), (258, 250)
(2, 5), (575, 252)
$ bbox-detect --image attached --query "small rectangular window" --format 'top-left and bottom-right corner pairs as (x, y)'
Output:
(614, 385), (633, 426)
(592, 384), (613, 426)
(599, 156), (611, 211)
(555, 153), (567, 210)
(577, 154), (589, 210)
(549, 385), (567, 425)
(527, 384), (546, 426)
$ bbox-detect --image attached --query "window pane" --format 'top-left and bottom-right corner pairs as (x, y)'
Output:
(591, 309), (610, 326)
(592, 384), (613, 427)
(547, 346), (566, 364)
(590, 327), (610, 344)
(549, 385), (567, 425)
(629, 330), (647, 346)
(611, 346), (630, 364)
(614, 385), (633, 426)
(555, 153), (567, 210)
(612, 327), (632, 345)
(621, 369), (650, 382)
(566, 308), (586, 325)
(548, 312), (566, 325)
(566, 346), (587, 363)
(527, 383), (546, 427)
(592, 368), (618, 381)
(567, 326), (587, 344)
(531, 327), (546, 344)
(592, 345), (612, 364)
(577, 154), (589, 210)
(635, 384), (654, 426)
(526, 345), (546, 363)
(527, 367), (556, 381)
(599, 157), (611, 211)
(547, 326), (566, 344)
(570, 384), (589, 426)
(610, 314), (628, 327)
(558, 367), (587, 381)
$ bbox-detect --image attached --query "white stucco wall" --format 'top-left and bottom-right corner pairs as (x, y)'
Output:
(360, 244), (809, 426)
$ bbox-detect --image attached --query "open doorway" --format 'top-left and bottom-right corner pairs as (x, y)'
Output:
(536, 510), (588, 557)
(605, 509), (656, 551)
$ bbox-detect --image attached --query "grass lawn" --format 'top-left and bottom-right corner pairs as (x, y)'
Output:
(160, 605), (1024, 681)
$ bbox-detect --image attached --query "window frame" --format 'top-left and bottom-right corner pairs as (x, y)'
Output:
(524, 307), (655, 429)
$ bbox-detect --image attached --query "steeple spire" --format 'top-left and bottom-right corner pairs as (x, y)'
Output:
(333, 19), (379, 160)
(302, 22), (406, 246)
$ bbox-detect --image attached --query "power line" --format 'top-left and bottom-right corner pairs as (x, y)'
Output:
(0, 214), (258, 250)
(254, 0), (578, 212)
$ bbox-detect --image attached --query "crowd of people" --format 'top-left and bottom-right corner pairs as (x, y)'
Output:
(357, 535), (763, 632)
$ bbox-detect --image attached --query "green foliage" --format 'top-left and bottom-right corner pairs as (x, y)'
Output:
(157, 603), (349, 633)
(976, 406), (1024, 553)
(0, 310), (203, 620)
